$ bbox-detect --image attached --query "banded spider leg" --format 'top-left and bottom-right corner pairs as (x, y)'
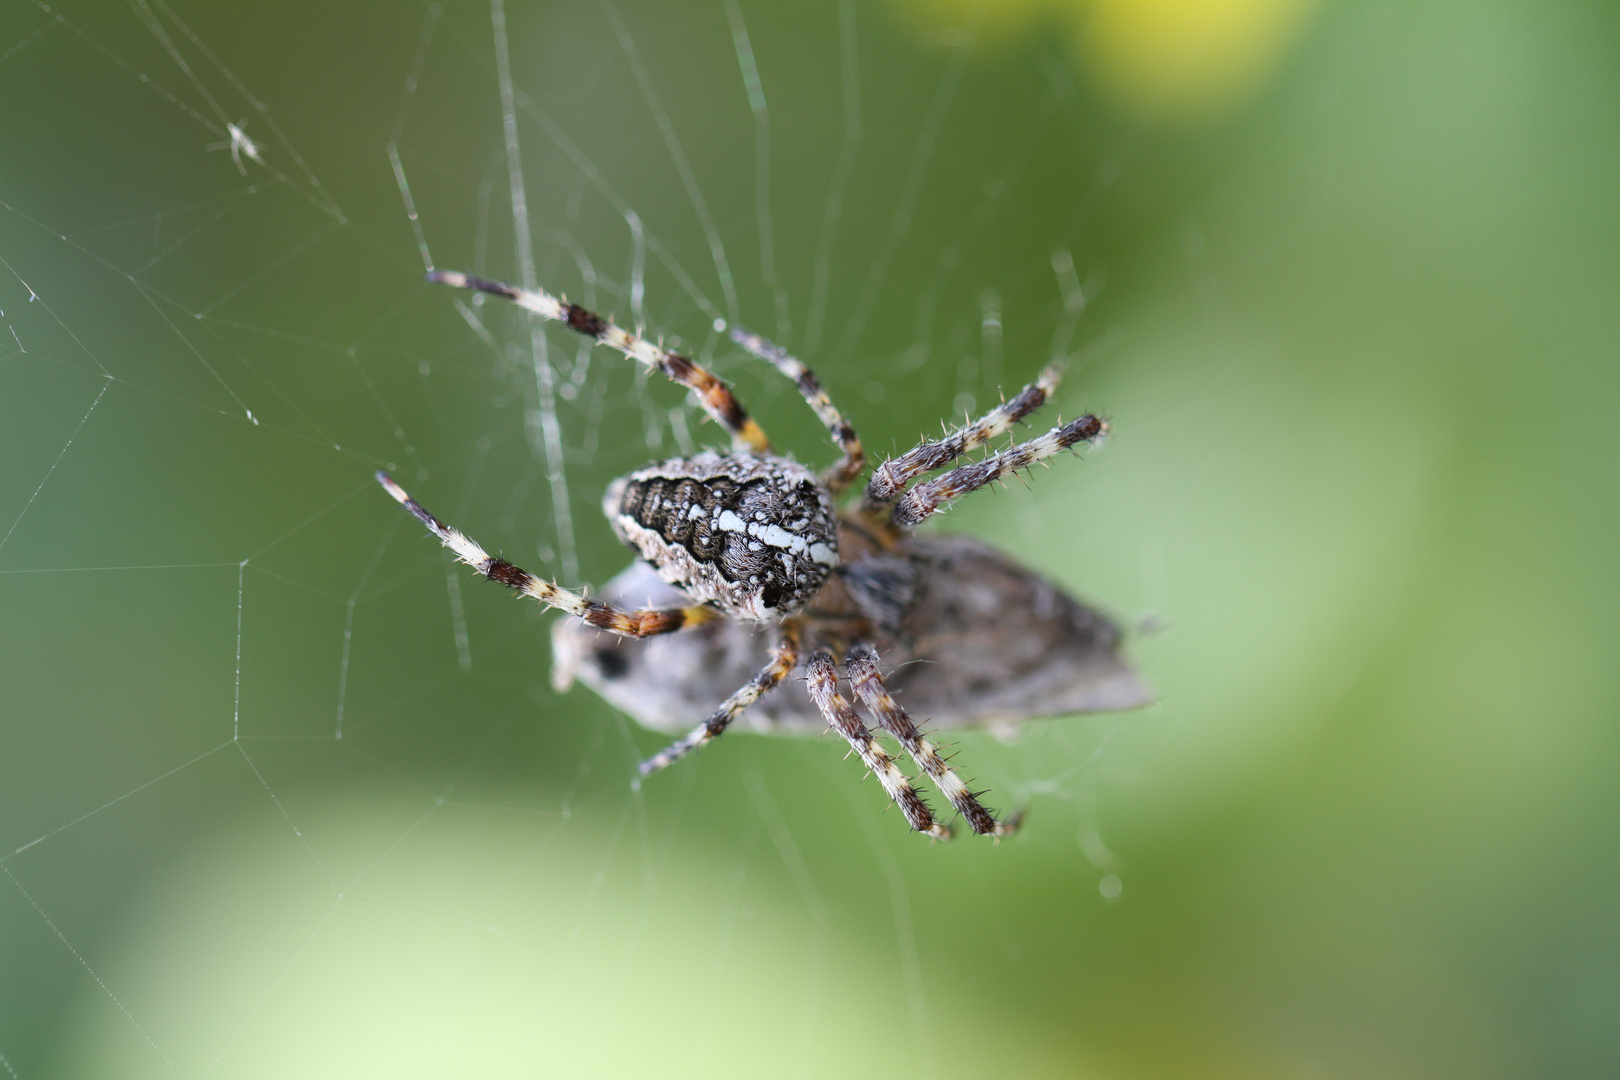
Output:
(847, 644), (1019, 837)
(859, 365), (1108, 528)
(378, 472), (714, 637)
(805, 650), (951, 840)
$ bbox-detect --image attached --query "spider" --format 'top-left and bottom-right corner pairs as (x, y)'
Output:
(378, 269), (1146, 840)
(206, 120), (265, 175)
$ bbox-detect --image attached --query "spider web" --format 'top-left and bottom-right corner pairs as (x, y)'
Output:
(0, 1), (1446, 1076)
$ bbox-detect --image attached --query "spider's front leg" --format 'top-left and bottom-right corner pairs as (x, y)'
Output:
(846, 645), (1020, 838)
(889, 413), (1106, 527)
(804, 650), (951, 840)
(857, 362), (1109, 529)
(637, 621), (803, 776)
(863, 365), (1063, 510)
(378, 472), (715, 637)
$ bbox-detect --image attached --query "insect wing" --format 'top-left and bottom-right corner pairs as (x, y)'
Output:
(553, 534), (1151, 736)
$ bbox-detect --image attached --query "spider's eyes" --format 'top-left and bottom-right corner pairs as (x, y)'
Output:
(593, 648), (631, 680)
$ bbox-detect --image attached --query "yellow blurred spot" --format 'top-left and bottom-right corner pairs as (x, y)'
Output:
(888, 0), (1316, 123)
(1082, 0), (1314, 120)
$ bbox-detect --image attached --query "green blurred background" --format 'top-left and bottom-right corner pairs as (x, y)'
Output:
(2, 1), (1617, 1076)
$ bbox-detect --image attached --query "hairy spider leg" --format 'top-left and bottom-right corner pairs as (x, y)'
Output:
(637, 620), (803, 776)
(427, 270), (770, 455)
(729, 327), (866, 494)
(863, 364), (1064, 510)
(378, 472), (715, 637)
(846, 645), (1020, 838)
(805, 651), (951, 840)
(889, 413), (1108, 528)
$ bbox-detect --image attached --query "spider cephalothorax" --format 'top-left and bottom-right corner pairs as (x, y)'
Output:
(378, 270), (1147, 841)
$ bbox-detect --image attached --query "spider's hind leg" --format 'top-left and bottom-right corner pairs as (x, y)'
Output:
(378, 472), (715, 637)
(637, 621), (803, 775)
(427, 270), (769, 454)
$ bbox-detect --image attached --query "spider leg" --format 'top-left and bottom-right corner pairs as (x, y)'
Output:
(426, 270), (769, 455)
(378, 472), (714, 637)
(804, 650), (950, 840)
(889, 412), (1107, 528)
(863, 365), (1063, 511)
(637, 621), (802, 775)
(846, 645), (1020, 838)
(729, 327), (866, 494)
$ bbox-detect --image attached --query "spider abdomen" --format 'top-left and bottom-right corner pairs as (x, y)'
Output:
(603, 452), (838, 622)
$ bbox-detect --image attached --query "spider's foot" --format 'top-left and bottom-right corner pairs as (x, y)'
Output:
(425, 268), (519, 301)
(924, 822), (954, 842)
(637, 735), (701, 777)
(990, 811), (1026, 843)
(637, 750), (678, 777)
